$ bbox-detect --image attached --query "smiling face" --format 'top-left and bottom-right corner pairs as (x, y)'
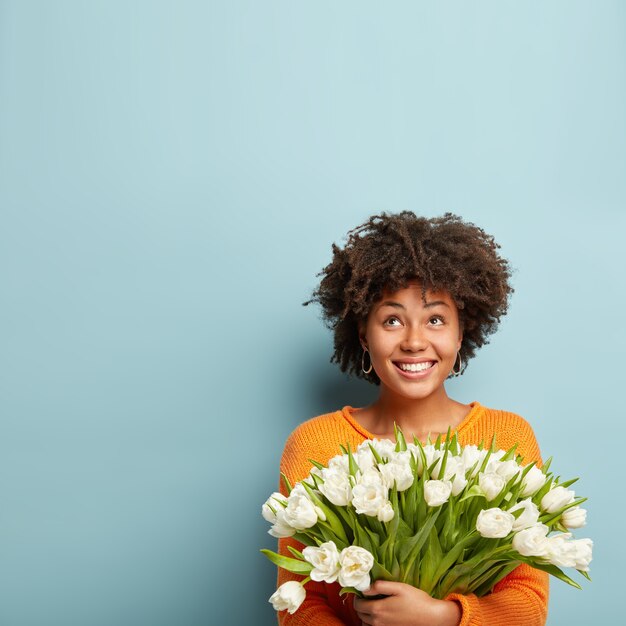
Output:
(359, 281), (463, 402)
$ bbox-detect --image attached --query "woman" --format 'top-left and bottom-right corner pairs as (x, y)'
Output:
(276, 212), (549, 625)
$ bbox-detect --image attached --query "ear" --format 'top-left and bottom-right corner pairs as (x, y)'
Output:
(357, 320), (368, 350)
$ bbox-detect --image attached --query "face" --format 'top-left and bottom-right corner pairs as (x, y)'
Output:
(359, 281), (463, 401)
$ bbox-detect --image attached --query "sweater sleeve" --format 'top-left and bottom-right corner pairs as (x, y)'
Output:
(446, 563), (549, 626)
(275, 424), (353, 626)
(445, 416), (550, 626)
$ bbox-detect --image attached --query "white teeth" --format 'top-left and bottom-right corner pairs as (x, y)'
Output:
(397, 361), (434, 372)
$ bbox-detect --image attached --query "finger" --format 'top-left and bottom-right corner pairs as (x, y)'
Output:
(364, 580), (403, 597)
(353, 599), (374, 617)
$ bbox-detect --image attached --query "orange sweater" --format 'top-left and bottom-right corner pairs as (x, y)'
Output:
(276, 401), (549, 626)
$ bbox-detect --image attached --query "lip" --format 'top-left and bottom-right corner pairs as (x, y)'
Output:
(392, 360), (437, 380)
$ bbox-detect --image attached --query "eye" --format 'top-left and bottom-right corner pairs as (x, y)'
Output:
(428, 316), (444, 326)
(383, 316), (402, 327)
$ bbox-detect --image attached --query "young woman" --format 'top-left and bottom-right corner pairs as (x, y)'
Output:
(276, 212), (549, 626)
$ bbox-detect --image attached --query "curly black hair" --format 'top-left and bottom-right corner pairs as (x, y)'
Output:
(303, 211), (514, 384)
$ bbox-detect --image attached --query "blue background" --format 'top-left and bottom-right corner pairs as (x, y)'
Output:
(1, 1), (623, 625)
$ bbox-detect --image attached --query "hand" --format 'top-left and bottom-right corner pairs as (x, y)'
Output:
(353, 580), (461, 626)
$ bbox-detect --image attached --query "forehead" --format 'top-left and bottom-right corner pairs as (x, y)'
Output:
(377, 280), (454, 305)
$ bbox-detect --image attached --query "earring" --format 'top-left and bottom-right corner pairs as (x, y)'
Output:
(361, 348), (373, 374)
(450, 351), (463, 377)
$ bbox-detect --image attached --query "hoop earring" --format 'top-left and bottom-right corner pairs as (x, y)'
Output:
(450, 351), (463, 377)
(361, 348), (373, 374)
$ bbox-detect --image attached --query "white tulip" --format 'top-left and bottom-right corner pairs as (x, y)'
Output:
(302, 541), (341, 583)
(508, 498), (540, 531)
(263, 492), (296, 538)
(478, 472), (506, 501)
(361, 438), (396, 461)
(328, 454), (350, 473)
(262, 492), (288, 524)
(269, 581), (306, 614)
(546, 534), (593, 571)
(355, 448), (376, 472)
(545, 533), (577, 568)
(318, 467), (353, 506)
(561, 506), (587, 529)
(520, 465), (546, 497)
(377, 500), (395, 522)
(424, 480), (453, 507)
(572, 538), (593, 571)
(491, 449), (506, 461)
(338, 546), (374, 591)
(419, 445), (444, 476)
(379, 458), (414, 492)
(445, 456), (469, 496)
(461, 445), (484, 477)
(352, 470), (388, 517)
(284, 484), (323, 530)
(496, 460), (522, 482)
(476, 508), (515, 538)
(268, 519), (296, 538)
(541, 486), (576, 514)
(512, 523), (550, 557)
(358, 468), (386, 487)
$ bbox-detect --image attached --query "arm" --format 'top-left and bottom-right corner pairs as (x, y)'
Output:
(445, 564), (549, 626)
(445, 418), (550, 626)
(275, 426), (350, 625)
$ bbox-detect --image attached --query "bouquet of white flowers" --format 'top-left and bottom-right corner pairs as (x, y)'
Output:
(261, 428), (592, 615)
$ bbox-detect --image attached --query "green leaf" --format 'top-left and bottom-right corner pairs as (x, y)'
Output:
(292, 532), (317, 547)
(541, 456), (553, 474)
(533, 475), (555, 504)
(260, 549), (312, 574)
(308, 459), (325, 470)
(472, 560), (520, 596)
(371, 561), (395, 582)
(439, 440), (450, 480)
(539, 497), (588, 527)
(458, 485), (486, 504)
(287, 546), (305, 560)
(280, 472), (293, 494)
(501, 443), (519, 462)
(368, 442), (384, 465)
(300, 482), (350, 544)
(394, 422), (408, 452)
(339, 586), (361, 597)
(346, 443), (360, 477)
(353, 519), (374, 553)
(557, 477), (580, 489)
(416, 441), (429, 481)
(530, 562), (583, 590)
(432, 531), (479, 585)
(420, 527), (444, 594)
(398, 509), (441, 562)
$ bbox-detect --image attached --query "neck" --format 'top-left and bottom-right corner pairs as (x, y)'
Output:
(368, 386), (462, 440)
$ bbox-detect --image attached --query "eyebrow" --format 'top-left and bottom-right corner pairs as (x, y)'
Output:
(378, 300), (450, 310)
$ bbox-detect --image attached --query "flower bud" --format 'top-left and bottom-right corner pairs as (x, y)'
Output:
(269, 581), (306, 614)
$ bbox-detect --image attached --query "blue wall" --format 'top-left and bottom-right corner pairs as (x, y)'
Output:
(0, 2), (623, 624)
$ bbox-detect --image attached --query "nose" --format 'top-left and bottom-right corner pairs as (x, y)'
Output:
(401, 323), (428, 352)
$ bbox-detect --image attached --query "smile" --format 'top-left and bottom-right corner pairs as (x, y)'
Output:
(392, 361), (438, 380)
(395, 361), (436, 372)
